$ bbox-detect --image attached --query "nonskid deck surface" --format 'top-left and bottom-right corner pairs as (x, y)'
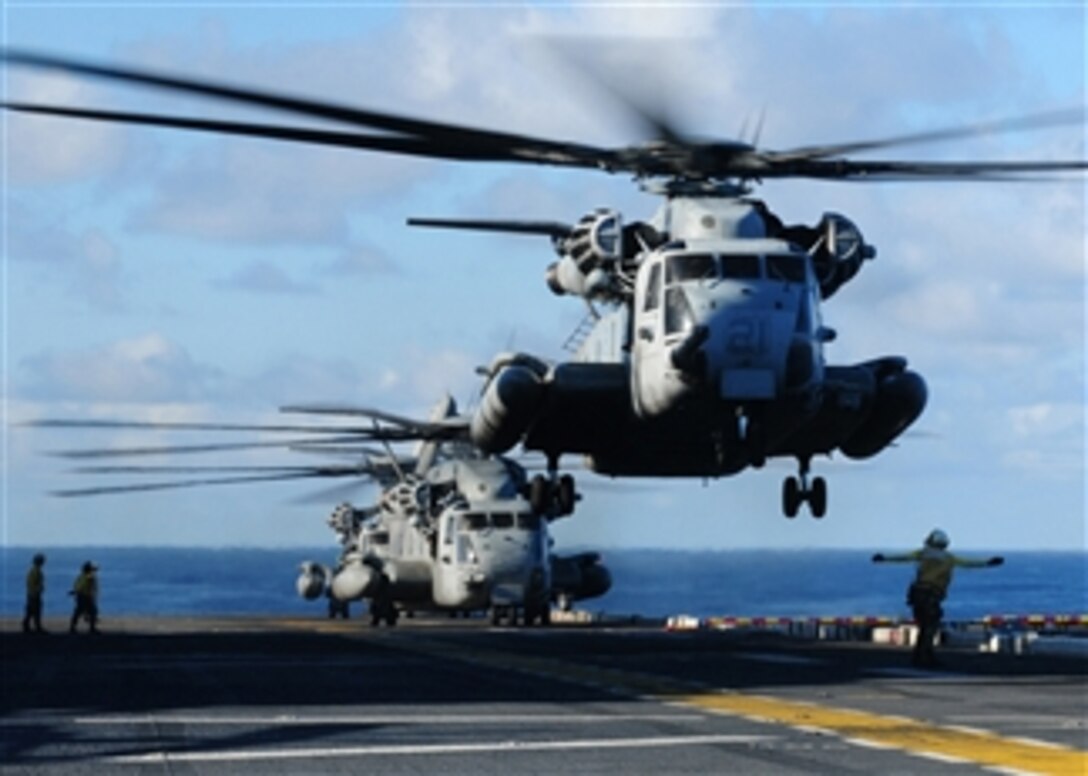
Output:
(2, 616), (1085, 775)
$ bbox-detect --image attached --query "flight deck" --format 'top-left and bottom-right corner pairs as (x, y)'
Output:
(2, 615), (1085, 774)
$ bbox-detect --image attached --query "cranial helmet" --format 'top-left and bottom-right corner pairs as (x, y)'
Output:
(925, 529), (950, 549)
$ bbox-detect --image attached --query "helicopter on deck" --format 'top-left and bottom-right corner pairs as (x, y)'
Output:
(34, 396), (610, 626)
(5, 48), (1085, 518)
(296, 443), (600, 627)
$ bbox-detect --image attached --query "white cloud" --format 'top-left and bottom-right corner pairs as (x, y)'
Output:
(17, 333), (225, 402)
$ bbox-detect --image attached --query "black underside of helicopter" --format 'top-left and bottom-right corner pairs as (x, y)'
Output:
(504, 355), (926, 480)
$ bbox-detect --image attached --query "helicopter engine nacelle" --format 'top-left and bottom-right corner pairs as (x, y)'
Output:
(296, 561), (331, 600)
(546, 257), (613, 298)
(811, 213), (876, 300)
(840, 358), (927, 459)
(550, 552), (612, 607)
(330, 556), (379, 602)
(566, 208), (623, 267)
(546, 209), (623, 299)
(471, 354), (549, 453)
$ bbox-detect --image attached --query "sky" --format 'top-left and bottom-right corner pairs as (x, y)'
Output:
(1, 3), (1085, 552)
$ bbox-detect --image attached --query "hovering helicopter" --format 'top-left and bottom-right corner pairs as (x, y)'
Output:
(34, 396), (610, 626)
(6, 49), (1085, 519)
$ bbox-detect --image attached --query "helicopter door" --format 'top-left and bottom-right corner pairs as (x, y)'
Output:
(632, 258), (670, 416)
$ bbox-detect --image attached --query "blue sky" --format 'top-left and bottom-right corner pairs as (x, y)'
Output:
(2, 3), (1085, 551)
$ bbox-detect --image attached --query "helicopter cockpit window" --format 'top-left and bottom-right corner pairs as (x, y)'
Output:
(766, 254), (807, 284)
(664, 287), (696, 336)
(460, 513), (487, 532)
(517, 513), (540, 531)
(643, 263), (662, 312)
(666, 253), (717, 284)
(367, 531), (390, 546)
(491, 513), (514, 529)
(721, 254), (762, 279)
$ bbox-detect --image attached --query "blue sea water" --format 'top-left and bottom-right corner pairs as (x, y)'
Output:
(2, 547), (1085, 621)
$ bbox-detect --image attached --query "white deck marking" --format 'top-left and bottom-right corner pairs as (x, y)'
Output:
(108, 733), (776, 764)
(74, 713), (707, 726)
(733, 651), (826, 666)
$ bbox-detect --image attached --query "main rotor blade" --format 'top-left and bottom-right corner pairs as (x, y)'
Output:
(281, 404), (469, 438)
(1, 103), (526, 162)
(290, 479), (377, 506)
(1, 48), (616, 169)
(407, 217), (573, 239)
(70, 464), (378, 476)
(28, 418), (374, 434)
(769, 108), (1086, 162)
(51, 470), (338, 497)
(51, 435), (374, 459)
(777, 157), (1088, 181)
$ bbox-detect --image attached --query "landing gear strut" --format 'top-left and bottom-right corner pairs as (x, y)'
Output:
(782, 458), (827, 519)
(528, 456), (577, 517)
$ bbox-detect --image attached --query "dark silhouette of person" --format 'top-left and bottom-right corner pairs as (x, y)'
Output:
(22, 554), (46, 634)
(69, 561), (100, 634)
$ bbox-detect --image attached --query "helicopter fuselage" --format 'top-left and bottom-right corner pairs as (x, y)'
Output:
(468, 195), (927, 511)
(298, 455), (563, 623)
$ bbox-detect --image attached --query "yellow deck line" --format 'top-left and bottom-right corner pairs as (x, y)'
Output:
(677, 691), (1087, 776)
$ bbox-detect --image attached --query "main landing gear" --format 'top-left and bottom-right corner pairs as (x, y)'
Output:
(528, 456), (577, 518)
(783, 458), (827, 519)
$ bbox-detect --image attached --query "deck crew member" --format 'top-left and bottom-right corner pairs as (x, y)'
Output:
(22, 553), (46, 634)
(69, 561), (101, 634)
(873, 530), (1003, 667)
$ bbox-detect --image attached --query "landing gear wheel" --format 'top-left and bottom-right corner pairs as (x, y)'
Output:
(810, 477), (827, 519)
(783, 477), (801, 518)
(529, 475), (550, 515)
(557, 474), (576, 516)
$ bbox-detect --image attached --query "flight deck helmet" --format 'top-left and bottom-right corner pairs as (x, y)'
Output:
(925, 529), (950, 550)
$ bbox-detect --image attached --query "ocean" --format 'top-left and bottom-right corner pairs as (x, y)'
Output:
(2, 547), (1085, 622)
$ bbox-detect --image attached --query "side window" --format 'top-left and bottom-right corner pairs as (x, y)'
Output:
(643, 263), (661, 312)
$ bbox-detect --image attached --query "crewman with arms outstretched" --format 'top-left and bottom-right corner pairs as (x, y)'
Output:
(873, 530), (1003, 667)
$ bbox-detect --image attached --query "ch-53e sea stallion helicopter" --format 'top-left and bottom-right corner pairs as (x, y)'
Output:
(35, 397), (611, 626)
(6, 49), (1086, 518)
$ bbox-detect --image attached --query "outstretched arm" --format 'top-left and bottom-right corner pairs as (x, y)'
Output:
(872, 550), (921, 563)
(954, 555), (1005, 569)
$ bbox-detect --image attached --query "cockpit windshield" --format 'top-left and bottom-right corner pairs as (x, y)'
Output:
(491, 513), (514, 529)
(666, 253), (718, 284)
(460, 513), (487, 531)
(721, 254), (762, 279)
(516, 513), (540, 530)
(766, 254), (807, 283)
(664, 287), (696, 336)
